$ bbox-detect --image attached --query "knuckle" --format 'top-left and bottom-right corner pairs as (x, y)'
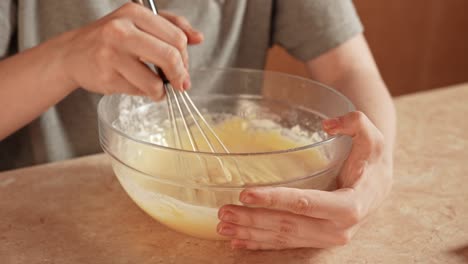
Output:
(272, 234), (290, 249)
(267, 194), (279, 208)
(245, 212), (257, 227)
(333, 230), (353, 246)
(289, 197), (313, 215)
(278, 219), (297, 235)
(163, 46), (181, 69)
(174, 30), (188, 51)
(102, 19), (132, 41)
(344, 203), (363, 226)
(349, 111), (366, 124)
(120, 2), (140, 16)
(244, 229), (253, 241)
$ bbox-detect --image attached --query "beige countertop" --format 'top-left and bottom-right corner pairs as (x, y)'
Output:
(1, 84), (468, 264)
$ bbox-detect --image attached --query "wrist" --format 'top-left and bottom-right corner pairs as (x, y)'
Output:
(40, 31), (79, 94)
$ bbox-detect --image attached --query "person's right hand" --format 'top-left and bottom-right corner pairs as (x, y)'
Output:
(58, 3), (203, 101)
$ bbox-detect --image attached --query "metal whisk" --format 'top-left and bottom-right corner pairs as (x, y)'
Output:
(132, 0), (234, 182)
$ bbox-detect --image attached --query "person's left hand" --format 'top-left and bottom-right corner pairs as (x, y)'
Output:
(217, 111), (393, 250)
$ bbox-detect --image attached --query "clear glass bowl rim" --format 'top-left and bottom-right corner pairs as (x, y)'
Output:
(98, 67), (355, 158)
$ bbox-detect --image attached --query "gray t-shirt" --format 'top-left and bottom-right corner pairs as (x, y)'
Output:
(0, 0), (362, 171)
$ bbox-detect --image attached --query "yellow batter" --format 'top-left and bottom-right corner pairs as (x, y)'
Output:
(112, 117), (330, 240)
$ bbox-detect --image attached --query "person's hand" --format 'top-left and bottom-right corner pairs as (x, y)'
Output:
(217, 111), (393, 250)
(57, 3), (203, 101)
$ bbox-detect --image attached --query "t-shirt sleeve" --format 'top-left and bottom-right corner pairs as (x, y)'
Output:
(273, 0), (363, 62)
(0, 0), (16, 59)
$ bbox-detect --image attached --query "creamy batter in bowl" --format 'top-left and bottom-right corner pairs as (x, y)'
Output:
(98, 68), (354, 240)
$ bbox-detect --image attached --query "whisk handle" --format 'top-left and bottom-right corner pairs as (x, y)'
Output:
(154, 66), (170, 85)
(131, 0), (160, 14)
(131, 0), (169, 84)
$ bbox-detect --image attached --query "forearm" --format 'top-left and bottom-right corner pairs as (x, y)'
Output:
(326, 69), (395, 158)
(0, 34), (75, 140)
(306, 35), (396, 162)
(0, 4), (204, 141)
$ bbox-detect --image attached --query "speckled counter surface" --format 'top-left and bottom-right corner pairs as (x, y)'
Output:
(1, 84), (467, 264)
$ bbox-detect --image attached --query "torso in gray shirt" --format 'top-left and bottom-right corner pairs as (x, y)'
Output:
(0, 0), (362, 171)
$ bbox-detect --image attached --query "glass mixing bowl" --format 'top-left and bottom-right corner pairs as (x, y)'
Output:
(98, 68), (354, 240)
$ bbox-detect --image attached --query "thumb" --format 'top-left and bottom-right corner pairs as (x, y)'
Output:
(322, 111), (384, 155)
(322, 111), (373, 139)
(322, 111), (385, 187)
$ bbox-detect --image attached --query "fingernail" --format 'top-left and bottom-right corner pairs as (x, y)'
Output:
(183, 78), (191, 90)
(218, 225), (236, 236)
(241, 193), (256, 204)
(323, 118), (340, 130)
(199, 32), (204, 37)
(220, 210), (238, 223)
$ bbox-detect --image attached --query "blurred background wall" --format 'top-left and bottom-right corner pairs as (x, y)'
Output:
(265, 0), (468, 96)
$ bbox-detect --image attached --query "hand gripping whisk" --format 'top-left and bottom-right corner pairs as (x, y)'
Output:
(132, 0), (235, 182)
